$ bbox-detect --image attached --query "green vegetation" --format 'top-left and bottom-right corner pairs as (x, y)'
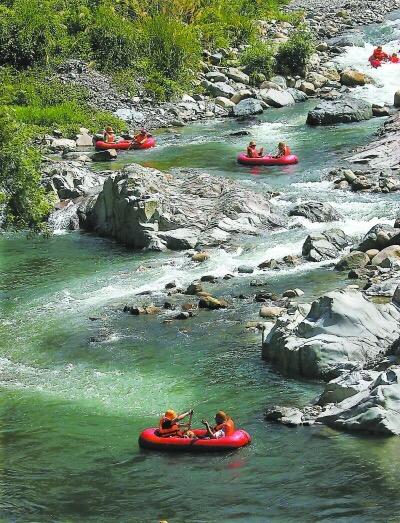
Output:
(0, 0), (312, 231)
(0, 110), (54, 230)
(240, 41), (276, 83)
(276, 26), (315, 76)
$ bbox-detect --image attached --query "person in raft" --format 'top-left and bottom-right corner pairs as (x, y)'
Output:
(275, 142), (291, 158)
(247, 141), (264, 158)
(158, 409), (194, 438)
(134, 128), (149, 145)
(390, 52), (400, 63)
(201, 411), (235, 439)
(372, 46), (389, 62)
(103, 126), (115, 143)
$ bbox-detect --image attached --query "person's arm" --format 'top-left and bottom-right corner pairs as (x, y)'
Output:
(201, 419), (216, 438)
(175, 409), (193, 422)
(259, 147), (264, 157)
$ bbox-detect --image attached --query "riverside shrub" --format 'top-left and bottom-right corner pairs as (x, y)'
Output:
(240, 41), (276, 81)
(0, 111), (53, 229)
(275, 26), (315, 76)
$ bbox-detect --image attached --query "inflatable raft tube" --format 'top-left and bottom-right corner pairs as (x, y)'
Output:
(138, 428), (251, 452)
(95, 140), (132, 150)
(131, 136), (156, 150)
(237, 152), (298, 166)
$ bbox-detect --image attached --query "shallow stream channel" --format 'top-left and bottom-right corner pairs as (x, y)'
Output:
(2, 13), (400, 523)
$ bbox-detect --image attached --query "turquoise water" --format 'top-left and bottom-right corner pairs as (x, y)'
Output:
(2, 16), (400, 523)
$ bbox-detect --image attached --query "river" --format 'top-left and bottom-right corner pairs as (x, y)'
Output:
(1, 15), (400, 523)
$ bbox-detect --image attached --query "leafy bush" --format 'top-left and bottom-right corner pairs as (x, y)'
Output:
(137, 14), (201, 84)
(89, 4), (138, 70)
(275, 26), (315, 76)
(0, 0), (67, 68)
(240, 41), (276, 81)
(0, 111), (54, 229)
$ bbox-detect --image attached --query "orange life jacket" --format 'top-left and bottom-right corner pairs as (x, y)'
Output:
(135, 133), (147, 144)
(247, 146), (259, 158)
(214, 418), (235, 437)
(373, 50), (388, 61)
(157, 417), (181, 437)
(391, 56), (400, 63)
(283, 145), (291, 156)
(104, 132), (115, 144)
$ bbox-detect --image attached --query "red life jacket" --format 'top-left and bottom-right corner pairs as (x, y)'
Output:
(214, 418), (235, 437)
(391, 56), (400, 63)
(247, 146), (259, 158)
(158, 417), (180, 437)
(373, 49), (388, 61)
(283, 145), (291, 156)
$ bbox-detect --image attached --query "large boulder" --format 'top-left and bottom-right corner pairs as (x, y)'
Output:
(356, 223), (398, 252)
(318, 367), (400, 435)
(232, 98), (263, 117)
(207, 82), (237, 98)
(50, 138), (77, 152)
(225, 68), (249, 85)
(289, 201), (341, 223)
(262, 289), (400, 379)
(231, 90), (253, 104)
(307, 96), (373, 126)
(259, 89), (295, 108)
(42, 161), (106, 200)
(83, 164), (277, 250)
(371, 245), (400, 267)
(302, 229), (350, 262)
(306, 72), (328, 88)
(394, 90), (400, 108)
(340, 69), (373, 87)
(318, 370), (379, 405)
(335, 251), (370, 271)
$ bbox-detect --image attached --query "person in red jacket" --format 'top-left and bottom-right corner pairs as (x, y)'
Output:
(158, 409), (194, 437)
(247, 141), (264, 158)
(372, 46), (389, 62)
(275, 142), (291, 158)
(201, 411), (235, 438)
(390, 53), (400, 63)
(134, 128), (149, 145)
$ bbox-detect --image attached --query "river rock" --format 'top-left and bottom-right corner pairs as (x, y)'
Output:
(270, 76), (287, 89)
(198, 296), (228, 310)
(371, 245), (400, 267)
(92, 149), (118, 162)
(207, 82), (236, 98)
(307, 72), (328, 88)
(330, 34), (365, 47)
(356, 223), (397, 251)
(287, 88), (308, 102)
(205, 71), (228, 83)
(394, 90), (400, 108)
(260, 81), (282, 91)
(340, 69), (372, 87)
(83, 164), (276, 250)
(259, 89), (295, 108)
(289, 201), (341, 223)
(364, 277), (400, 298)
(232, 98), (263, 116)
(42, 161), (106, 200)
(192, 251), (209, 262)
(50, 138), (77, 152)
(302, 229), (350, 262)
(318, 370), (380, 405)
(307, 96), (373, 125)
(75, 131), (93, 147)
(225, 68), (249, 85)
(335, 251), (370, 271)
(318, 366), (400, 435)
(265, 406), (303, 426)
(299, 82), (316, 96)
(215, 97), (235, 109)
(237, 265), (254, 274)
(231, 90), (253, 104)
(260, 305), (285, 319)
(262, 288), (400, 379)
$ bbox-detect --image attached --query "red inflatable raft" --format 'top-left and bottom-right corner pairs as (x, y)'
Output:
(237, 152), (298, 166)
(138, 428), (251, 452)
(95, 140), (132, 151)
(131, 137), (156, 150)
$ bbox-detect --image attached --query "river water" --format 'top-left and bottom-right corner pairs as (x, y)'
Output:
(2, 16), (400, 523)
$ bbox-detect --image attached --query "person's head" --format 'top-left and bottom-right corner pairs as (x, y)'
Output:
(278, 142), (286, 150)
(393, 53), (398, 58)
(164, 409), (177, 420)
(249, 141), (256, 148)
(377, 46), (382, 51)
(215, 411), (229, 424)
(106, 126), (114, 133)
(140, 128), (147, 135)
